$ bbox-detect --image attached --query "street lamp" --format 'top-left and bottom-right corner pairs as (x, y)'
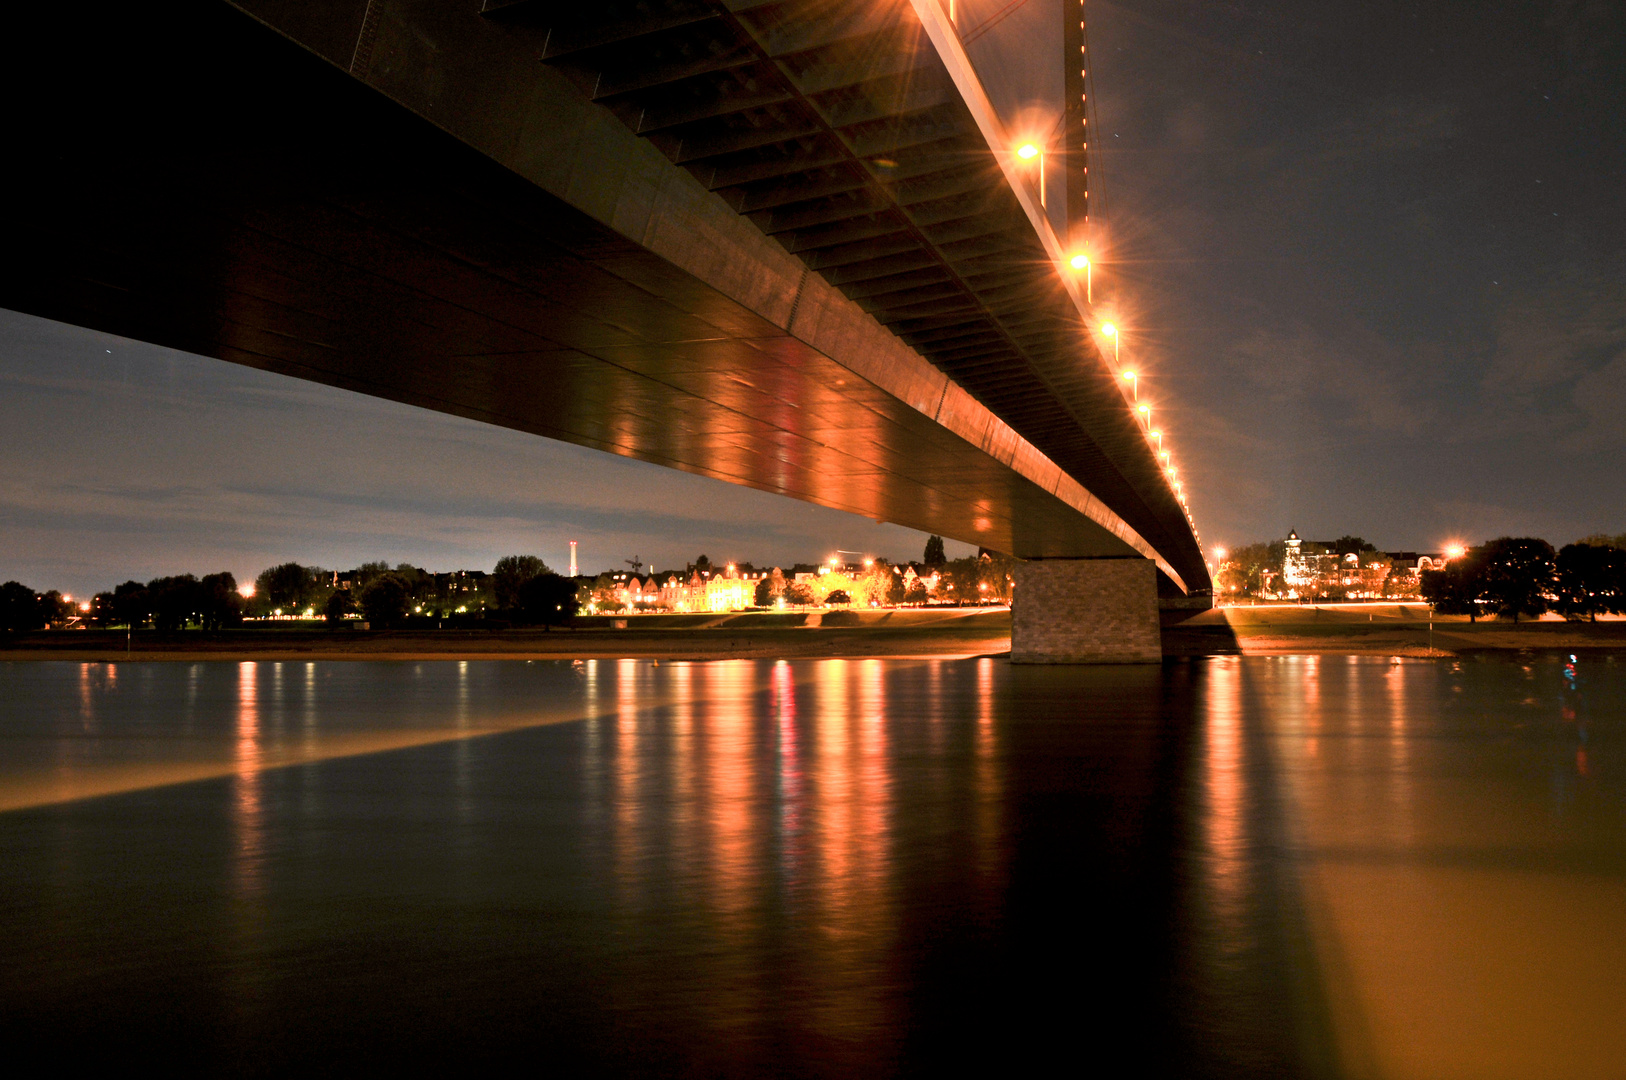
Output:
(1100, 321), (1118, 365)
(1016, 142), (1046, 208)
(1122, 370), (1137, 399)
(1069, 253), (1092, 301)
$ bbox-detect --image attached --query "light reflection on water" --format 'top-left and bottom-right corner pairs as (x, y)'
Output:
(1, 655), (1623, 1076)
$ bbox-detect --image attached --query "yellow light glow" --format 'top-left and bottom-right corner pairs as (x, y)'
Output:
(1070, 254), (1089, 269)
(1160, 450), (1170, 461)
(1214, 547), (1228, 560)
(1100, 322), (1116, 337)
(239, 583), (255, 598)
(1137, 403), (1151, 415)
(1445, 544), (1466, 560)
(1122, 370), (1136, 382)
(1017, 143), (1039, 159)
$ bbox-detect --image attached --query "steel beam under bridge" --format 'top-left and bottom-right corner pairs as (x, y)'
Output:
(3, 0), (1207, 595)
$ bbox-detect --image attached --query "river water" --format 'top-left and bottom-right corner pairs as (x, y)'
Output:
(1, 655), (1622, 1077)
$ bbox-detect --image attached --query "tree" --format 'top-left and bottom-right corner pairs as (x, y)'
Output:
(198, 572), (243, 629)
(355, 561), (392, 589)
(111, 580), (151, 629)
(886, 567), (907, 605)
(517, 572), (578, 629)
(1557, 543), (1626, 622)
(784, 582), (816, 606)
(324, 589), (354, 623)
(90, 592), (118, 628)
(904, 579), (928, 605)
(360, 574), (410, 628)
(36, 591), (73, 628)
(257, 562), (315, 613)
(493, 555), (548, 611)
(923, 535), (946, 567)
(1479, 537), (1556, 623)
(147, 575), (200, 631)
(754, 578), (773, 606)
(1578, 533), (1626, 550)
(0, 581), (41, 632)
(694, 554), (712, 574)
(826, 589), (851, 605)
(1421, 553), (1483, 620)
(1332, 536), (1373, 557)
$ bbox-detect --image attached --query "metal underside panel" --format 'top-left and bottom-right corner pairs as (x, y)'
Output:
(3, 0), (1207, 589)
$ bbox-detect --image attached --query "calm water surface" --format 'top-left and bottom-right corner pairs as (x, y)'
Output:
(1, 655), (1622, 1077)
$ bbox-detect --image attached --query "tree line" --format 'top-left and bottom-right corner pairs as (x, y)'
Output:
(0, 554), (579, 633)
(1420, 536), (1626, 623)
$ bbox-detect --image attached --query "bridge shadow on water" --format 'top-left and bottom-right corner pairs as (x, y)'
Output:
(0, 658), (1330, 1077)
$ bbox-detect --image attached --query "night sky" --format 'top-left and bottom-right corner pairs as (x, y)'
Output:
(1088, 0), (1626, 552)
(3, 0), (1623, 595)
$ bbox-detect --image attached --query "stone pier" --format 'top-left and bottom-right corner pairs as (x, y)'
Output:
(1011, 559), (1162, 664)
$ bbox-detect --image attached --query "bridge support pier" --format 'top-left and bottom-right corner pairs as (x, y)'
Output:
(1010, 559), (1162, 664)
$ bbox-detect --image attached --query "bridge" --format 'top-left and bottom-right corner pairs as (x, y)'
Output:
(5, 0), (1208, 661)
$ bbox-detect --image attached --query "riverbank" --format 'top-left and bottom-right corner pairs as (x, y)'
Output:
(4, 604), (1623, 661)
(1165, 603), (1626, 657)
(0, 608), (1014, 662)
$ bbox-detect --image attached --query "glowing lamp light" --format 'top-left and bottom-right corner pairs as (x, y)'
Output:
(1100, 323), (1116, 337)
(1137, 403), (1151, 416)
(1214, 547), (1228, 561)
(1160, 450), (1170, 461)
(1016, 142), (1039, 159)
(1122, 370), (1136, 382)
(1070, 254), (1089, 270)
(239, 583), (256, 598)
(1444, 544), (1466, 560)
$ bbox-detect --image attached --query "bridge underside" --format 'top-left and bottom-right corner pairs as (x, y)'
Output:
(4, 0), (1206, 593)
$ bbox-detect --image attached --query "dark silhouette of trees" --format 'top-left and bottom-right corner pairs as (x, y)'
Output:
(257, 562), (316, 613)
(197, 572), (243, 629)
(1422, 538), (1557, 623)
(493, 555), (548, 611)
(147, 575), (199, 631)
(1332, 536), (1374, 557)
(324, 589), (354, 623)
(904, 579), (928, 605)
(36, 591), (72, 627)
(887, 567), (907, 605)
(360, 574), (410, 628)
(694, 554), (712, 574)
(111, 580), (150, 628)
(90, 592), (118, 628)
(1, 581), (41, 632)
(1557, 543), (1626, 622)
(923, 535), (946, 566)
(1480, 537), (1556, 622)
(517, 572), (578, 629)
(826, 589), (851, 605)
(754, 578), (773, 606)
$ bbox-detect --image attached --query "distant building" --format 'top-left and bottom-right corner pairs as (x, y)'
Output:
(1279, 531), (1440, 600)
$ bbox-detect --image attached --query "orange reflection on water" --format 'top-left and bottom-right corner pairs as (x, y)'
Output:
(1204, 657), (1245, 929)
(233, 662), (264, 898)
(974, 657), (1001, 879)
